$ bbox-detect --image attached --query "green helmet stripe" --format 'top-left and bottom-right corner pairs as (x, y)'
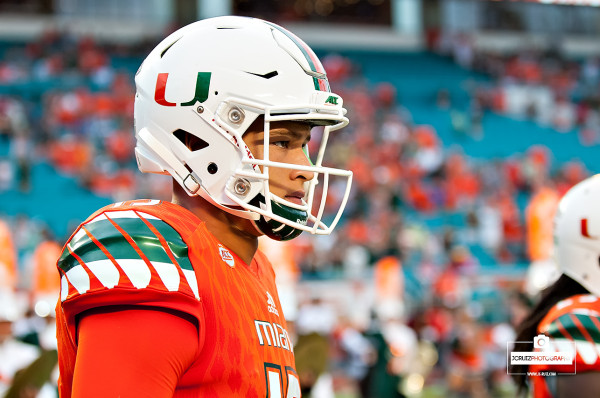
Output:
(264, 21), (330, 92)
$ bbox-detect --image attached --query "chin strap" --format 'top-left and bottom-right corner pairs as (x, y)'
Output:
(137, 128), (202, 194)
(249, 194), (306, 241)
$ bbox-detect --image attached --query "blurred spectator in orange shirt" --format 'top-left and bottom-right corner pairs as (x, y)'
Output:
(0, 219), (17, 290)
(525, 184), (560, 262)
(105, 127), (135, 165)
(30, 228), (61, 316)
(49, 135), (93, 175)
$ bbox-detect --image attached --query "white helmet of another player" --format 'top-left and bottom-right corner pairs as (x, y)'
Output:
(554, 174), (600, 296)
(134, 16), (352, 240)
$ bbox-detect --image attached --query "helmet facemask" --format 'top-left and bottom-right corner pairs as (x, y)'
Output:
(214, 98), (353, 241)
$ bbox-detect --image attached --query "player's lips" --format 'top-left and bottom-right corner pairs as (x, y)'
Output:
(285, 191), (306, 205)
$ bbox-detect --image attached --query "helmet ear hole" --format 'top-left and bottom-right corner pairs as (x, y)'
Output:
(173, 129), (209, 151)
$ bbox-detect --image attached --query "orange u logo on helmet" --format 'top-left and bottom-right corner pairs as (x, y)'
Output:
(154, 72), (212, 107)
(581, 218), (598, 239)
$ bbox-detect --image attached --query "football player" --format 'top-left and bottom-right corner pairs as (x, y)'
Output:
(511, 174), (600, 397)
(55, 16), (353, 397)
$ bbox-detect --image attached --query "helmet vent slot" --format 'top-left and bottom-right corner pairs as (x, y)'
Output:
(173, 129), (209, 151)
(160, 38), (181, 58)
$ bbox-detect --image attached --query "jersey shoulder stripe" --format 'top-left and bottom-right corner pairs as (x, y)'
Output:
(538, 294), (600, 369)
(58, 207), (199, 303)
(540, 295), (600, 336)
(543, 311), (600, 344)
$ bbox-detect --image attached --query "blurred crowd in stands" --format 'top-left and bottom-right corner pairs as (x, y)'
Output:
(0, 28), (599, 397)
(438, 31), (600, 142)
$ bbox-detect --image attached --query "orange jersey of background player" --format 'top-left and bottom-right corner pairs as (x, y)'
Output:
(530, 294), (600, 398)
(56, 200), (299, 397)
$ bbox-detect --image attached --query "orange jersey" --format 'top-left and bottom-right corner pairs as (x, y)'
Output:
(56, 200), (299, 397)
(530, 294), (600, 398)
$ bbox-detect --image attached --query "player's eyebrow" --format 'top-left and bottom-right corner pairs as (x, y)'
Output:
(271, 127), (311, 143)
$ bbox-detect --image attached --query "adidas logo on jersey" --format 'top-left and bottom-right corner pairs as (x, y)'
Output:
(219, 245), (235, 268)
(267, 291), (279, 316)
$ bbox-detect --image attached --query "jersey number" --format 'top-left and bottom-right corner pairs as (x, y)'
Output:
(265, 363), (300, 398)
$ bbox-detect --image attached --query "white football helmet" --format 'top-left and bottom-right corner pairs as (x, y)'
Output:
(134, 16), (353, 240)
(554, 174), (600, 296)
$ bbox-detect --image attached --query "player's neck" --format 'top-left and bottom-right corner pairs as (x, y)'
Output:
(171, 184), (259, 265)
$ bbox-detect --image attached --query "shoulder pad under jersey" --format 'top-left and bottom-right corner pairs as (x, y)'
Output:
(539, 295), (600, 368)
(58, 208), (200, 304)
(541, 295), (600, 341)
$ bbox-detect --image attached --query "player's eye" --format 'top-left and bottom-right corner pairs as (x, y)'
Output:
(272, 140), (289, 149)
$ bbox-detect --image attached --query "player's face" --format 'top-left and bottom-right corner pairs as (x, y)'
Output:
(243, 120), (315, 205)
